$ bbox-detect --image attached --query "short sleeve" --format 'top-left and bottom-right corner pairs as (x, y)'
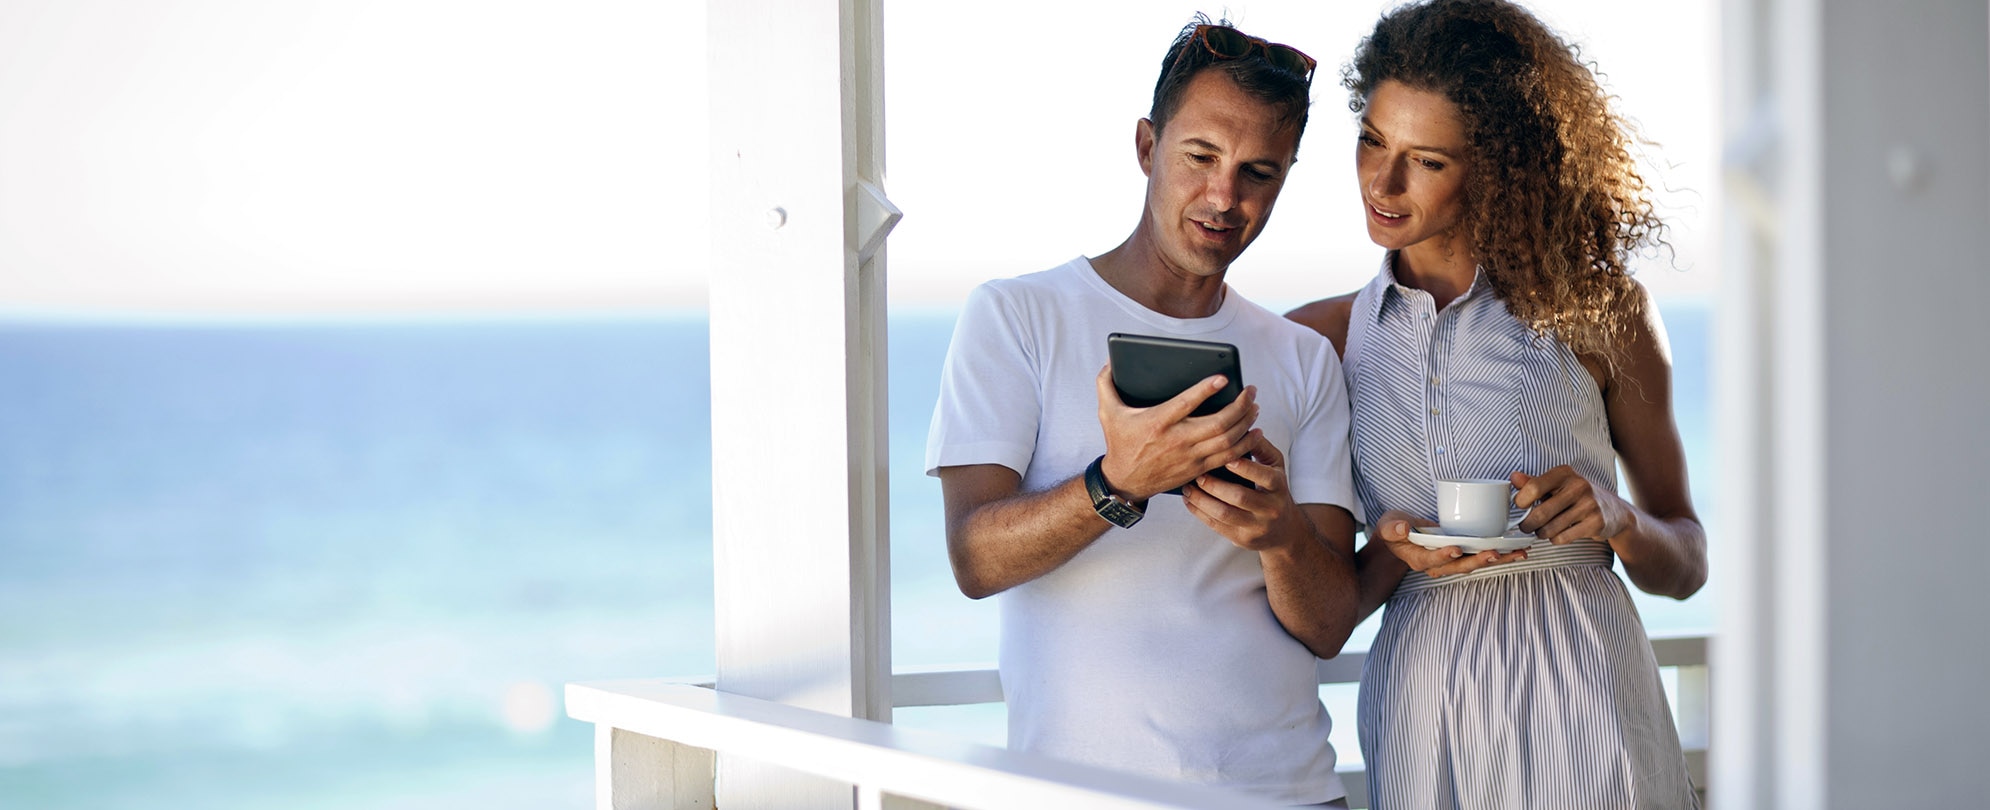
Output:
(1284, 337), (1364, 524)
(924, 283), (1042, 477)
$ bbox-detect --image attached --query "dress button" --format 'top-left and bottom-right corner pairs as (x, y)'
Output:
(1430, 376), (1440, 386)
(1436, 446), (1446, 454)
(1430, 409), (1441, 416)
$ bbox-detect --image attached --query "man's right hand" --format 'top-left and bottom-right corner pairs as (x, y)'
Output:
(1093, 364), (1259, 501)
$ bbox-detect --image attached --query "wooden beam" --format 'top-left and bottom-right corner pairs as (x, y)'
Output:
(707, 0), (893, 805)
(596, 726), (716, 810)
(568, 681), (1287, 810)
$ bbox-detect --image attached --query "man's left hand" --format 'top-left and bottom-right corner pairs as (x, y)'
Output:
(1181, 429), (1307, 551)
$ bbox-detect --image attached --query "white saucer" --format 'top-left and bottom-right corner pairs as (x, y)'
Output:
(1408, 527), (1537, 554)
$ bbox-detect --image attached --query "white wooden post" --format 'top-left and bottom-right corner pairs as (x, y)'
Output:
(1673, 663), (1709, 788)
(706, 0), (896, 807)
(1714, 1), (1778, 805)
(596, 726), (716, 810)
(1717, 1), (1990, 807)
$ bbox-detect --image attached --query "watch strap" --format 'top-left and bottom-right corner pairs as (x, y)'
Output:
(1084, 455), (1143, 528)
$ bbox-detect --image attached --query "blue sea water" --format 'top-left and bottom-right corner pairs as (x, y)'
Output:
(0, 302), (1713, 808)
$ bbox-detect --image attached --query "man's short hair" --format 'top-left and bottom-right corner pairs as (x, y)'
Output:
(1147, 14), (1314, 144)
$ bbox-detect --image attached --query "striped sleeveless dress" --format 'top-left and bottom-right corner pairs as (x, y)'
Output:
(1344, 259), (1698, 809)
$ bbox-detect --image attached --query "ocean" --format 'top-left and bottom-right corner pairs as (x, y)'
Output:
(0, 303), (1714, 808)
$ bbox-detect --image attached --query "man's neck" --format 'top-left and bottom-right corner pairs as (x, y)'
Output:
(1089, 237), (1228, 320)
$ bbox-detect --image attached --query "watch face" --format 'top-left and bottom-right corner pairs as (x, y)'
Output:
(1099, 499), (1142, 529)
(1084, 455), (1141, 529)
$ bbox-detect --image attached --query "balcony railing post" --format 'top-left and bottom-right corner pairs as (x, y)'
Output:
(1676, 664), (1710, 753)
(706, 0), (893, 803)
(857, 786), (947, 810)
(596, 725), (716, 810)
(574, 632), (1709, 810)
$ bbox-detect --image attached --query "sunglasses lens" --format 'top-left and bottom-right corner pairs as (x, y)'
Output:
(1267, 45), (1314, 77)
(1200, 26), (1252, 58)
(1192, 26), (1313, 79)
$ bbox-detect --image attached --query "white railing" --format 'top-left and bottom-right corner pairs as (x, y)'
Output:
(567, 633), (1709, 809)
(566, 680), (1290, 810)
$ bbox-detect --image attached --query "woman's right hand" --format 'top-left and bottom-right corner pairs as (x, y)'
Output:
(1371, 509), (1529, 578)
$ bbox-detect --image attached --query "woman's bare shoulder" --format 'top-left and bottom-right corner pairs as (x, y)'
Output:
(1284, 292), (1361, 357)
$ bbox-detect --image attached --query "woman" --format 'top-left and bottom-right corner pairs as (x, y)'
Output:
(1286, 1), (1706, 807)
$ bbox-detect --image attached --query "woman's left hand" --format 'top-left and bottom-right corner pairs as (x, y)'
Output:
(1512, 466), (1636, 544)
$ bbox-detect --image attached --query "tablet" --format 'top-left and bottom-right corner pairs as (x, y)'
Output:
(1106, 333), (1252, 492)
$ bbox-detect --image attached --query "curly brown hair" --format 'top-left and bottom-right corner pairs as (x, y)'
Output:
(1344, 0), (1665, 367)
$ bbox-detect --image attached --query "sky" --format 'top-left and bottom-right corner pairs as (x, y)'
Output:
(0, 0), (1716, 316)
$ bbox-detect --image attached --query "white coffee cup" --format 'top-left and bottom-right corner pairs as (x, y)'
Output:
(1436, 478), (1514, 538)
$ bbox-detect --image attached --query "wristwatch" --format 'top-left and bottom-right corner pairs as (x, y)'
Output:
(1084, 454), (1144, 529)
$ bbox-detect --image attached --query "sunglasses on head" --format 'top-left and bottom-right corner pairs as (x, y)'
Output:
(1187, 24), (1317, 81)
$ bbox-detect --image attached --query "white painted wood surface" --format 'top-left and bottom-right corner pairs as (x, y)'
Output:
(706, 0), (894, 805)
(1715, 1), (1776, 805)
(568, 681), (1290, 810)
(572, 634), (1709, 809)
(1806, 2), (1989, 806)
(595, 726), (715, 810)
(889, 664), (1004, 708)
(1717, 1), (1990, 807)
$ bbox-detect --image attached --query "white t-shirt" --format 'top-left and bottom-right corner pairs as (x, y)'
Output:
(924, 257), (1358, 805)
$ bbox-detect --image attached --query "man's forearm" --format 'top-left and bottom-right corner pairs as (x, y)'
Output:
(1260, 522), (1361, 658)
(949, 475), (1114, 599)
(1354, 538), (1409, 622)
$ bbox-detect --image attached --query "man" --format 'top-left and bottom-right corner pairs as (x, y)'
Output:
(923, 18), (1362, 807)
